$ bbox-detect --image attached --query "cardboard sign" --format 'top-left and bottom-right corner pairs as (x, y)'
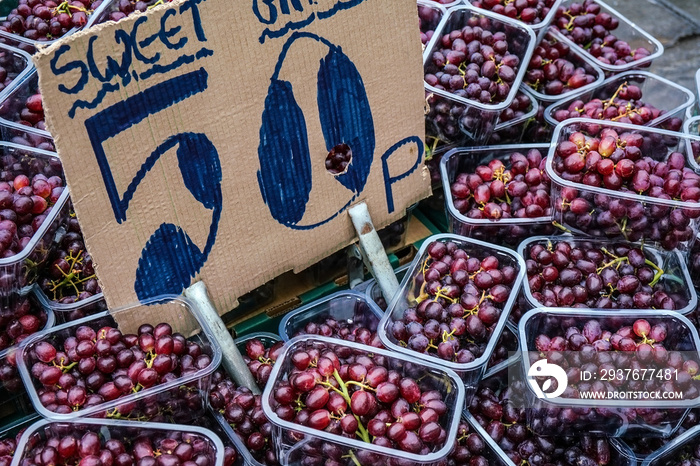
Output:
(33, 0), (430, 314)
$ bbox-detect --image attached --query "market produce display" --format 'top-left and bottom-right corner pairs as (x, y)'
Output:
(0, 0), (699, 465)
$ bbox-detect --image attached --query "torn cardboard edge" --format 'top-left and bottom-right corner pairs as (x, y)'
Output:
(33, 0), (430, 317)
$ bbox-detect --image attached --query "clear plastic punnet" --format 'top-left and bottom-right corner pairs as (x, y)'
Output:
(364, 264), (410, 311)
(484, 321), (520, 377)
(17, 295), (222, 422)
(488, 87), (540, 144)
(210, 332), (282, 466)
(0, 414), (40, 466)
(617, 410), (700, 464)
(424, 5), (536, 145)
(284, 411), (508, 466)
(279, 291), (383, 342)
(467, 361), (638, 465)
(466, 0), (562, 39)
(516, 236), (698, 316)
(234, 332), (281, 353)
(0, 70), (53, 150)
(0, 292), (55, 410)
(9, 417), (225, 466)
(523, 29), (605, 103)
(0, 0), (111, 54)
(0, 143), (70, 296)
(552, 0), (663, 74)
(418, 1), (446, 57)
(32, 283), (106, 324)
(518, 308), (700, 437)
(546, 118), (700, 252)
(378, 234), (526, 390)
(0, 44), (33, 104)
(544, 71), (695, 131)
(440, 144), (556, 247)
(641, 424), (700, 466)
(262, 335), (465, 466)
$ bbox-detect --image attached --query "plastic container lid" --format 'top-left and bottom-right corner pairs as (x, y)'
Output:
(516, 235), (698, 316)
(16, 294), (222, 421)
(543, 71), (696, 129)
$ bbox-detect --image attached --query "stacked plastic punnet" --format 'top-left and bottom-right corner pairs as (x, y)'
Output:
(1, 0), (700, 465)
(415, 0), (700, 463)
